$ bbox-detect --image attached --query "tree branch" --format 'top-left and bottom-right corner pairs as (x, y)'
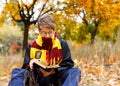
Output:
(17, 1), (25, 21)
(39, 2), (47, 16)
(17, 0), (20, 9)
(19, 8), (24, 21)
(25, 5), (29, 17)
(12, 16), (22, 22)
(82, 9), (88, 25)
(95, 18), (101, 27)
(30, 7), (53, 25)
(29, 0), (37, 10)
(30, 20), (37, 24)
(27, 0), (37, 20)
(41, 7), (53, 16)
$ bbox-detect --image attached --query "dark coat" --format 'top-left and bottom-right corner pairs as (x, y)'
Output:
(22, 38), (74, 72)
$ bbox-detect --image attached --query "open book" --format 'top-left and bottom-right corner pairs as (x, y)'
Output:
(33, 59), (60, 69)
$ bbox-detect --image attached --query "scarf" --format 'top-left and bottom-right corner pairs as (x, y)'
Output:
(30, 35), (63, 66)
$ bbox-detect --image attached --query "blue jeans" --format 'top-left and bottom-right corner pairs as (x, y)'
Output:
(8, 68), (28, 86)
(8, 68), (81, 86)
(61, 68), (81, 86)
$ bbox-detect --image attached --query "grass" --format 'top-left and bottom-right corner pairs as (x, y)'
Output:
(68, 40), (120, 86)
(0, 53), (23, 85)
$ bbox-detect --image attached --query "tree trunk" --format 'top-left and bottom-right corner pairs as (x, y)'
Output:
(22, 24), (29, 53)
(91, 28), (97, 44)
(90, 19), (100, 44)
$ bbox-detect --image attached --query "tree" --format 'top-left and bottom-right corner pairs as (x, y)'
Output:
(53, 13), (77, 40)
(0, 0), (54, 52)
(61, 0), (120, 44)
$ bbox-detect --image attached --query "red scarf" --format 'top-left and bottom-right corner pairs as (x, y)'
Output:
(30, 35), (63, 66)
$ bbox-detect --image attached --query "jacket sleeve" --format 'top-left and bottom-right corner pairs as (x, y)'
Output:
(57, 39), (74, 72)
(22, 44), (31, 69)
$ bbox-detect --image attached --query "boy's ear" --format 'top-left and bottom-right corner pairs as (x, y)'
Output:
(55, 31), (59, 38)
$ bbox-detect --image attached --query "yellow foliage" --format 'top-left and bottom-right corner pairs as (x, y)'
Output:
(4, 2), (19, 16)
(0, 11), (7, 27)
(29, 24), (38, 30)
(62, 0), (120, 43)
(66, 0), (120, 21)
(0, 23), (22, 43)
(98, 18), (120, 39)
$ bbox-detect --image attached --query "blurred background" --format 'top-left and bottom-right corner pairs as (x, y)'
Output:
(0, 0), (120, 86)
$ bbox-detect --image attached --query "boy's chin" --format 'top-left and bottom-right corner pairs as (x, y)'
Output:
(42, 37), (53, 49)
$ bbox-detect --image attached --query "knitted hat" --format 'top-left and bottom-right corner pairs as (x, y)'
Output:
(37, 14), (55, 30)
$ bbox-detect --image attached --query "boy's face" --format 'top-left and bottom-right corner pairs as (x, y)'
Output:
(39, 27), (54, 38)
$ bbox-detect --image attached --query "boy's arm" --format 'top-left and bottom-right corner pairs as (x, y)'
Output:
(57, 39), (74, 71)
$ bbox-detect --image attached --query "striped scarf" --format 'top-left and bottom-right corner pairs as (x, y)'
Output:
(30, 35), (63, 66)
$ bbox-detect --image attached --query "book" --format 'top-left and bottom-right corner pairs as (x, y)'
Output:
(32, 59), (60, 69)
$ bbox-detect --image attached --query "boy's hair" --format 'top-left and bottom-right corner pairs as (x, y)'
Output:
(37, 14), (55, 30)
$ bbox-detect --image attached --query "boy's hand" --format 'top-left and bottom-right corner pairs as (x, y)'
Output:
(29, 59), (40, 69)
(29, 59), (55, 76)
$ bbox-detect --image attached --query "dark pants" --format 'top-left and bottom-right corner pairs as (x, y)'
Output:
(8, 68), (81, 86)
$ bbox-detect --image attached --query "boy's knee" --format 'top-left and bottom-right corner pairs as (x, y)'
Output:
(12, 68), (23, 73)
(73, 68), (81, 81)
(69, 68), (81, 74)
(63, 67), (81, 78)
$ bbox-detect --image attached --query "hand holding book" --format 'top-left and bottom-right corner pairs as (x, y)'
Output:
(29, 59), (40, 69)
(29, 58), (60, 70)
(29, 59), (56, 76)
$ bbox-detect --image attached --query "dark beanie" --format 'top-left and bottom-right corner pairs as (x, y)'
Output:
(37, 14), (55, 30)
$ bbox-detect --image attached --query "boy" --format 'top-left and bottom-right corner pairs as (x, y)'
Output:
(9, 14), (81, 86)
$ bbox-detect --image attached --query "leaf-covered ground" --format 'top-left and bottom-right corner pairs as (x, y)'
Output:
(0, 54), (120, 86)
(76, 55), (120, 86)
